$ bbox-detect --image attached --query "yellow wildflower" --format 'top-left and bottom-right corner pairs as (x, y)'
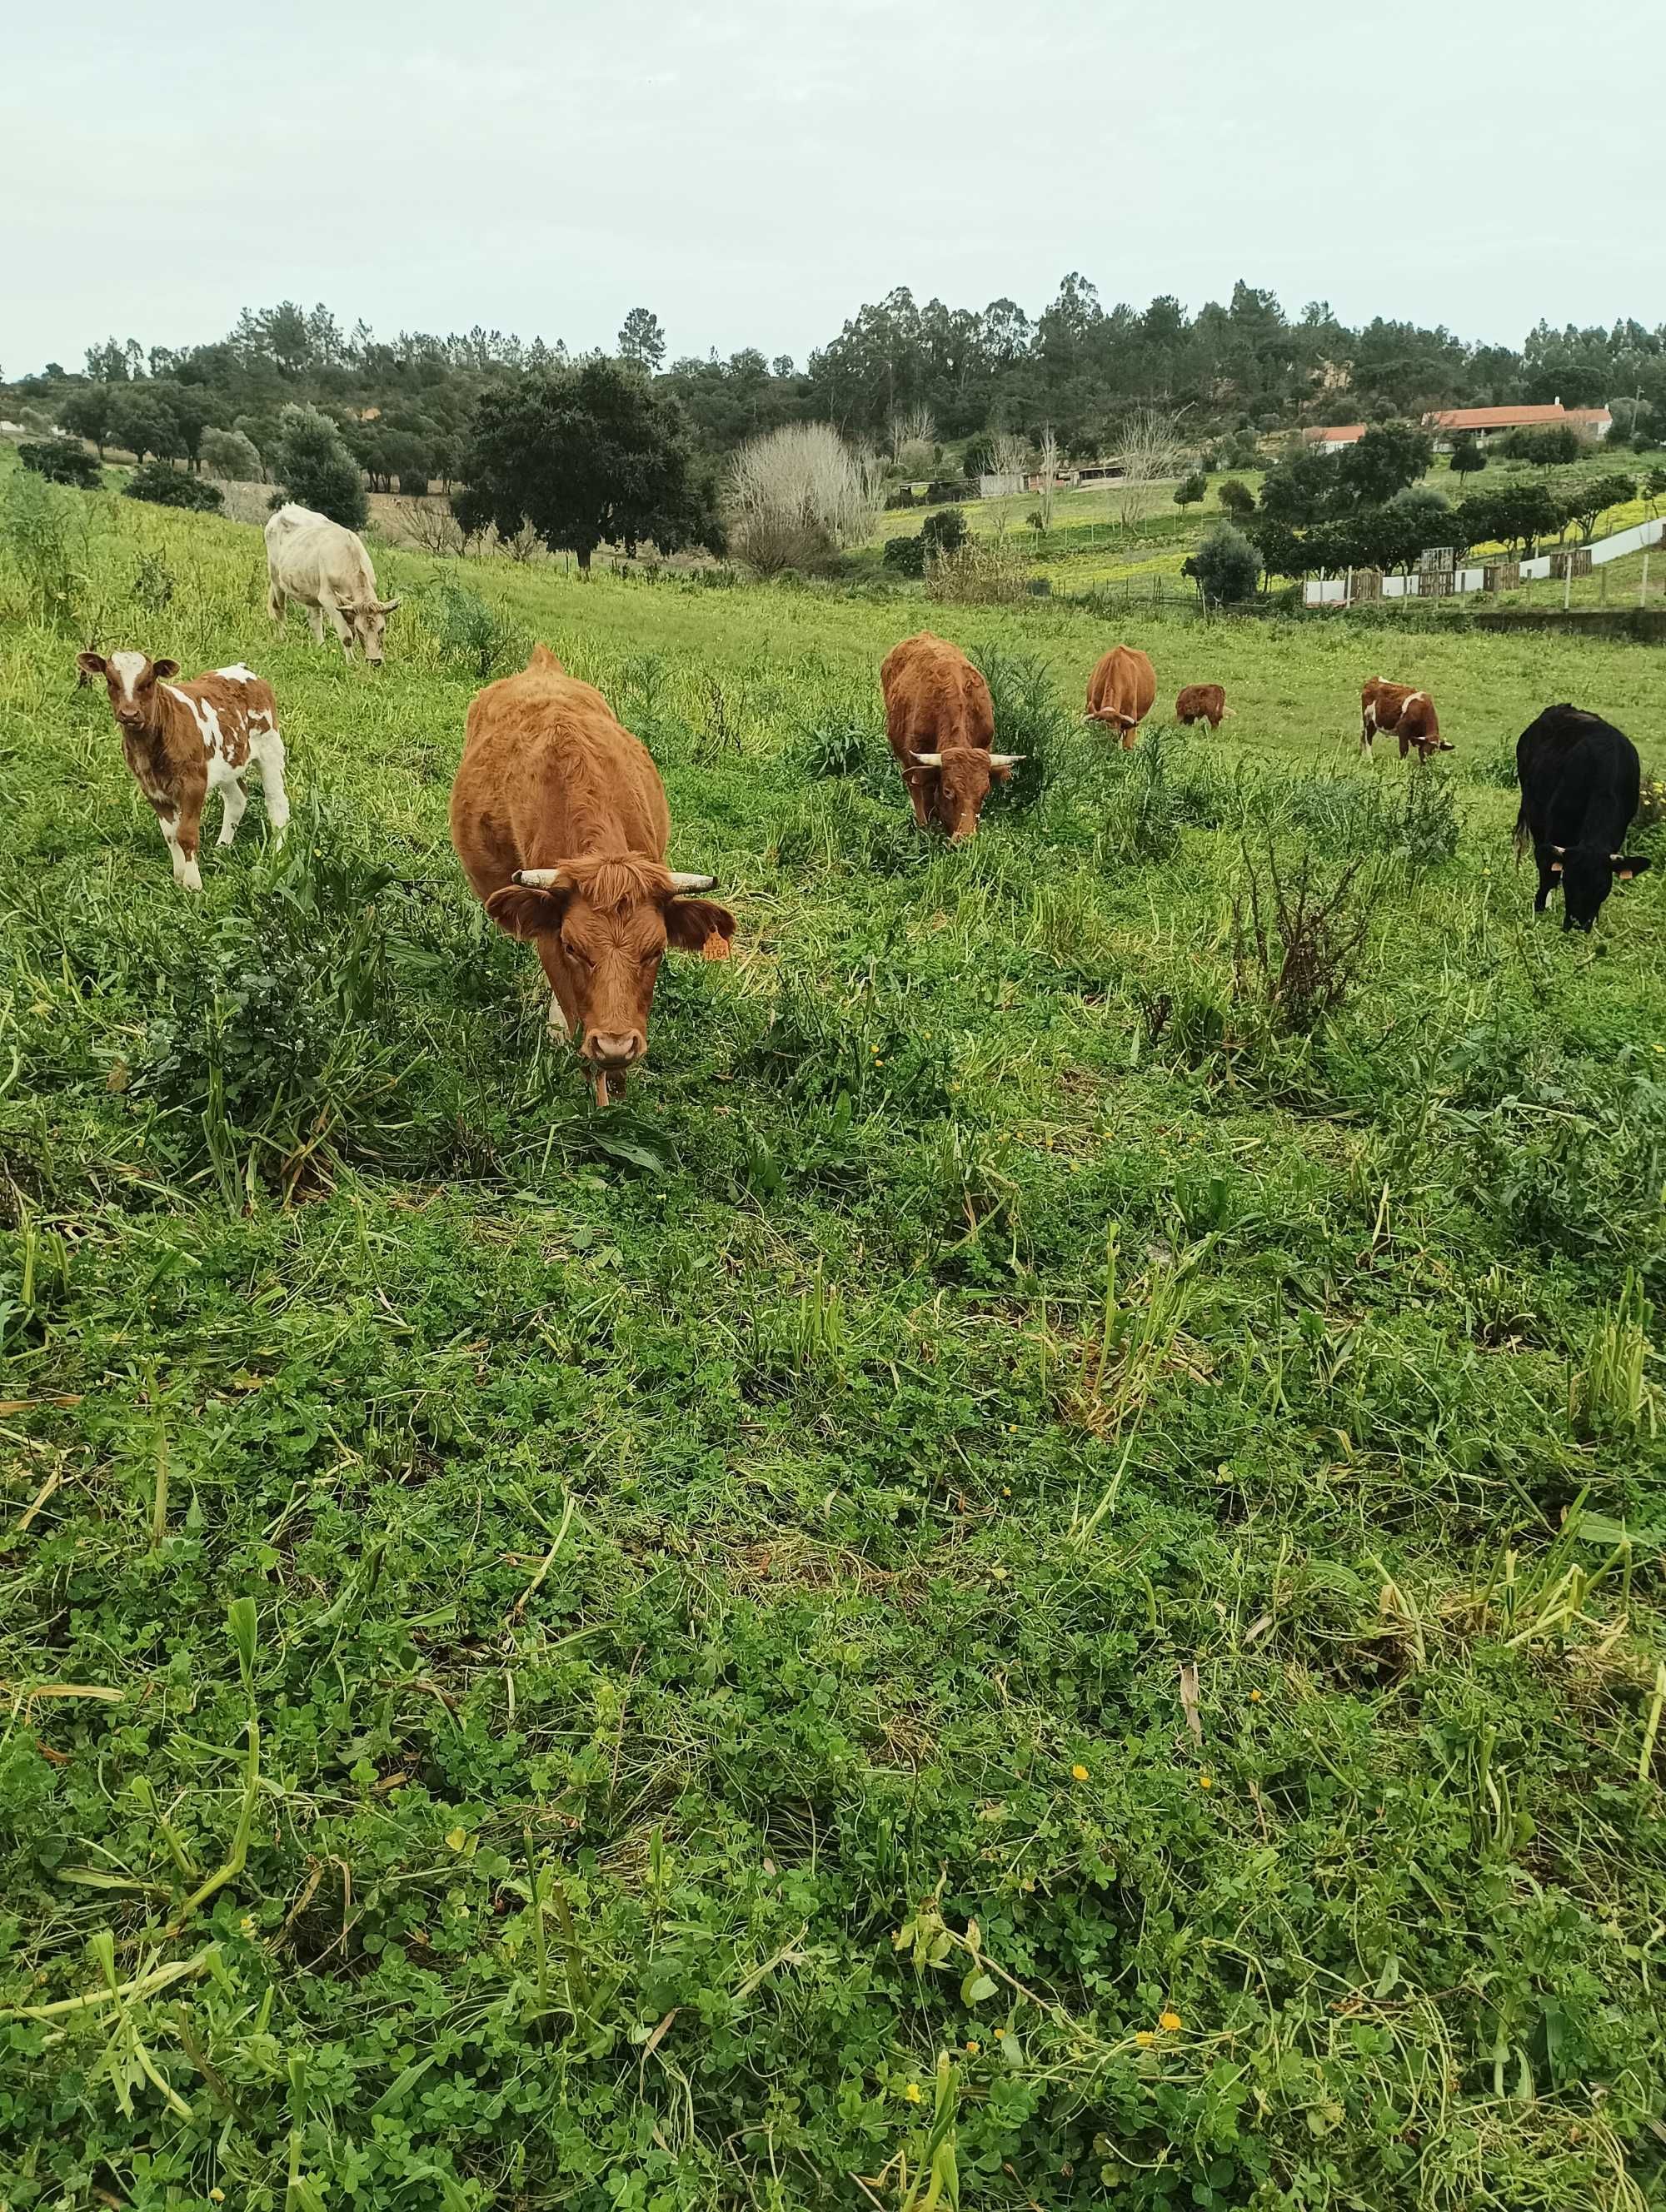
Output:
(1135, 2030), (1155, 2047)
(904, 2082), (922, 2103)
(1071, 1763), (1089, 1781)
(1160, 2010), (1182, 2032)
(1200, 1774), (1214, 1789)
(1249, 1688), (1264, 1703)
(965, 2038), (980, 2055)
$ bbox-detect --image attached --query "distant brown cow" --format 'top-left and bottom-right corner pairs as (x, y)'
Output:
(76, 649), (289, 890)
(1085, 645), (1156, 747)
(1175, 684), (1233, 730)
(1361, 677), (1450, 761)
(880, 630), (1021, 842)
(449, 645), (735, 1105)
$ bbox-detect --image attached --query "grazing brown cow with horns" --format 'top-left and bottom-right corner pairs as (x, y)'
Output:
(1085, 645), (1156, 747)
(1361, 677), (1450, 762)
(881, 630), (1021, 842)
(449, 645), (735, 1105)
(1175, 683), (1233, 730)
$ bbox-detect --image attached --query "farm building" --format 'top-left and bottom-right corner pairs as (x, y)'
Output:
(1422, 400), (1612, 448)
(1300, 423), (1366, 453)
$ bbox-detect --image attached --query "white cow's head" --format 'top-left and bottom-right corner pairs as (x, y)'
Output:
(340, 596), (400, 664)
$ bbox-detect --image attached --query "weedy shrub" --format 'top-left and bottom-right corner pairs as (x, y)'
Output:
(1569, 1270), (1658, 1437)
(970, 645), (1070, 812)
(416, 576), (527, 681)
(1283, 765), (1459, 874)
(130, 550), (175, 614)
(1232, 840), (1376, 1034)
(1088, 723), (1232, 866)
(133, 800), (463, 1195)
(0, 463), (89, 628)
(928, 532), (1031, 604)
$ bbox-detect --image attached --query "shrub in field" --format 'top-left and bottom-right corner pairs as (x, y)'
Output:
(416, 578), (526, 681)
(970, 645), (1069, 811)
(1232, 841), (1375, 1034)
(271, 401), (368, 530)
(131, 551), (175, 614)
(1217, 477), (1254, 519)
(17, 437), (102, 490)
(0, 464), (88, 628)
(928, 533), (1030, 604)
(123, 458), (225, 511)
(1092, 724), (1230, 865)
(1174, 469), (1207, 509)
(921, 506), (968, 559)
(729, 421), (883, 576)
(199, 425), (264, 481)
(1284, 765), (1458, 874)
(881, 533), (925, 578)
(1183, 523), (1261, 606)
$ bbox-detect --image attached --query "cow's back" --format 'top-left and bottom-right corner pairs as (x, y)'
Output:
(1517, 705), (1639, 846)
(451, 645), (670, 895)
(1089, 645), (1155, 720)
(881, 631), (993, 755)
(268, 507), (377, 600)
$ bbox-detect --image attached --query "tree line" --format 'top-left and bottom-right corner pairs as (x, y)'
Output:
(8, 280), (1666, 487)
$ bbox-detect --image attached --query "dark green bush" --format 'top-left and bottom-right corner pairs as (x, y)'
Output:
(18, 438), (102, 490)
(122, 460), (224, 511)
(881, 534), (925, 578)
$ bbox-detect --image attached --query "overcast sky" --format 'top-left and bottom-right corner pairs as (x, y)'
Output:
(6, 0), (1663, 377)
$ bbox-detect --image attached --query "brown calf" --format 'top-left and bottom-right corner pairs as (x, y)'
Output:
(77, 650), (289, 889)
(1085, 645), (1156, 747)
(1361, 677), (1450, 761)
(880, 631), (1021, 842)
(449, 645), (734, 1105)
(1175, 683), (1233, 730)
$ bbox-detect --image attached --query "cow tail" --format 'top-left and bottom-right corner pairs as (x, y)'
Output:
(1512, 791), (1529, 861)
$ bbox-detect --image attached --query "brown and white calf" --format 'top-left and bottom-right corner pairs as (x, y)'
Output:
(77, 650), (290, 889)
(1360, 677), (1450, 762)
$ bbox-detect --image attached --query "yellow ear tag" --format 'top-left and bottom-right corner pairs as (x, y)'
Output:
(702, 930), (731, 961)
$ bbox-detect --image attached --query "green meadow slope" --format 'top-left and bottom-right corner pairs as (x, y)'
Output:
(3, 476), (1666, 2211)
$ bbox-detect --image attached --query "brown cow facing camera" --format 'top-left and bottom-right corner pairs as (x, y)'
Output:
(1085, 645), (1156, 747)
(449, 645), (734, 1106)
(1361, 677), (1450, 761)
(881, 631), (1021, 842)
(1175, 683), (1233, 730)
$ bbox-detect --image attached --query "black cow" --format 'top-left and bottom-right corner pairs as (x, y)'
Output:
(1515, 705), (1652, 932)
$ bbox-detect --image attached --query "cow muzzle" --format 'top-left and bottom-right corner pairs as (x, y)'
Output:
(582, 1030), (646, 1069)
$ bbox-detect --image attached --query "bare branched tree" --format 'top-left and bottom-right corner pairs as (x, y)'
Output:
(1108, 408), (1187, 533)
(727, 423), (885, 574)
(990, 430), (1029, 481)
(1035, 427), (1060, 531)
(888, 402), (937, 467)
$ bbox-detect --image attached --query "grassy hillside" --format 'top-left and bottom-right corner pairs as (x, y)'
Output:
(4, 472), (1666, 2211)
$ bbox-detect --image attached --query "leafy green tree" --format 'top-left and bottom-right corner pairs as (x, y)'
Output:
(1182, 524), (1261, 605)
(1555, 471), (1637, 541)
(1335, 422), (1433, 505)
(109, 388), (183, 463)
(18, 438), (102, 489)
(1174, 470), (1207, 510)
(271, 403), (368, 529)
(1448, 434), (1486, 479)
(1217, 478), (1254, 519)
(200, 426), (264, 481)
(456, 359), (719, 572)
(82, 336), (132, 382)
(618, 308), (667, 372)
(1500, 425), (1579, 464)
(1455, 483), (1561, 557)
(1257, 446), (1340, 526)
(882, 534), (926, 578)
(60, 386), (115, 456)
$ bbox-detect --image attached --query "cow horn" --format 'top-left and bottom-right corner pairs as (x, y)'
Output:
(376, 597), (401, 614)
(666, 871), (717, 894)
(989, 752), (1024, 768)
(513, 867), (572, 890)
(910, 750), (944, 768)
(1549, 845), (1566, 857)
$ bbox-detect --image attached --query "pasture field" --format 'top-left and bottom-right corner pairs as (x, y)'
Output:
(5, 476), (1666, 2212)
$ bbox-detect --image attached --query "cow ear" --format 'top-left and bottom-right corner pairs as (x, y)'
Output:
(1614, 855), (1653, 882)
(664, 896), (736, 959)
(485, 882), (566, 939)
(77, 650), (107, 675)
(152, 660), (180, 680)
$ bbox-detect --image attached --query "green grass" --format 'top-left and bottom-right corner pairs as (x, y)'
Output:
(5, 461), (1666, 2211)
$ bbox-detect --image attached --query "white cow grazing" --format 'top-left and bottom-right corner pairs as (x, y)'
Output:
(264, 503), (400, 664)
